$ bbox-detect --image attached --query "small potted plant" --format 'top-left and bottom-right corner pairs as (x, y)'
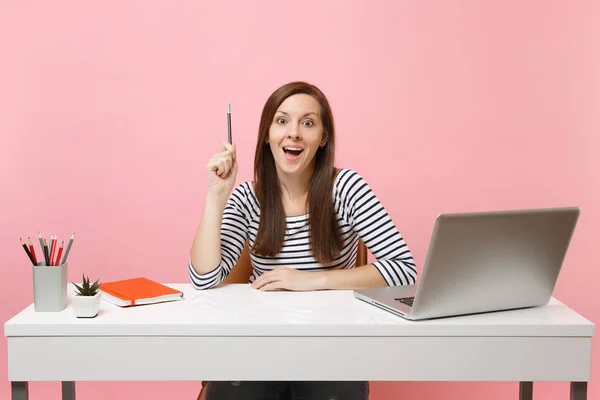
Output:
(71, 274), (101, 318)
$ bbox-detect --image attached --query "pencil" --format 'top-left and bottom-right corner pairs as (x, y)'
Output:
(20, 238), (36, 265)
(227, 102), (232, 144)
(61, 232), (75, 265)
(28, 237), (38, 264)
(52, 234), (58, 265)
(49, 234), (57, 266)
(38, 232), (47, 265)
(43, 239), (50, 266)
(55, 241), (64, 267)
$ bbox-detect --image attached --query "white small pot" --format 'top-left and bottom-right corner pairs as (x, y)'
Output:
(71, 292), (101, 318)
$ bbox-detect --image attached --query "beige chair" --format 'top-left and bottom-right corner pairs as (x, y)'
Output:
(197, 239), (368, 400)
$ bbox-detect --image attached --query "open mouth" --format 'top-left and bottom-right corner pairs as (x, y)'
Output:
(283, 146), (304, 158)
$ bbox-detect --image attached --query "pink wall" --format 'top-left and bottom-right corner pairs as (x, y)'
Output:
(1, 1), (598, 399)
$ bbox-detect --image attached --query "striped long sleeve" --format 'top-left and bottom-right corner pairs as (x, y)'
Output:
(334, 169), (417, 286)
(188, 184), (250, 290)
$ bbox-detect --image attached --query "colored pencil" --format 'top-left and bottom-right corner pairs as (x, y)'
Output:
(55, 241), (64, 267)
(49, 234), (57, 266)
(43, 239), (49, 266)
(20, 238), (36, 265)
(27, 237), (37, 264)
(61, 233), (75, 264)
(52, 234), (58, 265)
(38, 232), (48, 265)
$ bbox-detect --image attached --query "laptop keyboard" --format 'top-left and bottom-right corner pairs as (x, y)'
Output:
(394, 296), (414, 306)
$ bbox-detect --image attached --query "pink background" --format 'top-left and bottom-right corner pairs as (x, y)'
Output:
(1, 1), (598, 399)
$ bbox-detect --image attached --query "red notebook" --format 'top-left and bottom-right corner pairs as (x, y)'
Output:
(99, 277), (184, 307)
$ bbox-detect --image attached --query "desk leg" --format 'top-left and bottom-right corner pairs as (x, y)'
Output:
(62, 381), (76, 400)
(519, 381), (532, 400)
(11, 382), (29, 400)
(570, 382), (587, 400)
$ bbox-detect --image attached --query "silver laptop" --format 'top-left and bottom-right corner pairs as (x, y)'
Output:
(353, 206), (580, 320)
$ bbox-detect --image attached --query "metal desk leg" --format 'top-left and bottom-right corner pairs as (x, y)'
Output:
(519, 381), (533, 400)
(570, 382), (587, 400)
(62, 381), (76, 400)
(11, 382), (29, 400)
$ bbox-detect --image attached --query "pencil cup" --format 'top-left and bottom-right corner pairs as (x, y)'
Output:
(32, 262), (68, 312)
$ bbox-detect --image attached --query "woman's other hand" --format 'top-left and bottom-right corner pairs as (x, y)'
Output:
(250, 268), (326, 292)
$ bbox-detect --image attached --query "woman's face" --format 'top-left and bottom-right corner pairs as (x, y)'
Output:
(268, 93), (325, 178)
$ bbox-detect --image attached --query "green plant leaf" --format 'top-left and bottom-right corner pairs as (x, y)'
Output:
(72, 282), (84, 295)
(74, 275), (101, 296)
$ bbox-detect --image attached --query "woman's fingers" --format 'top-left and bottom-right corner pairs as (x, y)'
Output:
(208, 152), (234, 178)
(251, 272), (271, 289)
(223, 158), (237, 179)
(223, 157), (232, 173)
(251, 269), (286, 290)
(222, 142), (236, 161)
(221, 158), (233, 178)
(206, 158), (220, 173)
(259, 281), (285, 291)
(218, 160), (227, 177)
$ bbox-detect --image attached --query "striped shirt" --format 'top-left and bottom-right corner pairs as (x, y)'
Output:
(189, 168), (417, 290)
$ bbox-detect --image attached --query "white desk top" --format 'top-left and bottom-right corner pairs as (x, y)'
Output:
(4, 283), (595, 337)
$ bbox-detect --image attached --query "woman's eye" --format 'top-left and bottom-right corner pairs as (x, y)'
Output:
(303, 120), (314, 127)
(277, 118), (286, 124)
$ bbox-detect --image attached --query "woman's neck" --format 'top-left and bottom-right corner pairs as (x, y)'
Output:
(277, 166), (312, 204)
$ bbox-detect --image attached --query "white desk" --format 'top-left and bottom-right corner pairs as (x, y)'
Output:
(5, 284), (595, 400)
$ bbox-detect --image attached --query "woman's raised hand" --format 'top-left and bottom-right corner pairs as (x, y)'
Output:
(206, 142), (238, 198)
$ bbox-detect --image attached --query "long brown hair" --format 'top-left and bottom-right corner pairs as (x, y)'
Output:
(252, 81), (343, 264)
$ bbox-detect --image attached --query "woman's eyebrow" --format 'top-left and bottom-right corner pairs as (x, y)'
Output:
(275, 111), (318, 117)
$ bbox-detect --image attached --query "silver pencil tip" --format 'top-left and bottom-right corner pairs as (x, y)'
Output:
(227, 102), (231, 112)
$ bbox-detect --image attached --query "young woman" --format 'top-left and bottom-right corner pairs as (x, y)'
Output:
(189, 81), (417, 400)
